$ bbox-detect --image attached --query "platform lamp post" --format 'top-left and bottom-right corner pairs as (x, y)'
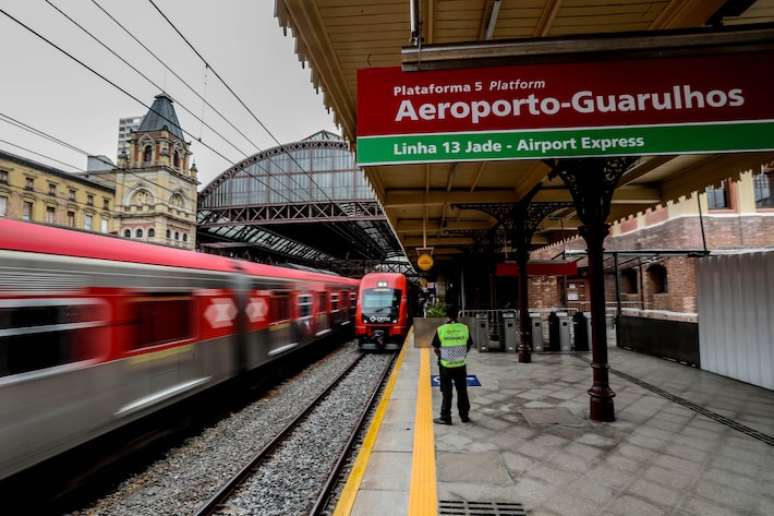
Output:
(551, 157), (636, 423)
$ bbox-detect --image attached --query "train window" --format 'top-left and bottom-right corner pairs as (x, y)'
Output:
(330, 293), (339, 311)
(130, 295), (193, 350)
(270, 293), (291, 323)
(298, 295), (312, 318)
(349, 292), (357, 303)
(0, 299), (103, 378)
(319, 292), (329, 312)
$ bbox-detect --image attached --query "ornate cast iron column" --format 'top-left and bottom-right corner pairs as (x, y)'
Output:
(552, 157), (635, 422)
(456, 197), (571, 363)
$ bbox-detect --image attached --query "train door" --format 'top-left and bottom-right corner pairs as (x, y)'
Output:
(331, 291), (343, 327)
(0, 296), (111, 478)
(315, 291), (331, 337)
(116, 292), (200, 419)
(267, 291), (296, 358)
(348, 290), (357, 322)
(295, 292), (314, 346)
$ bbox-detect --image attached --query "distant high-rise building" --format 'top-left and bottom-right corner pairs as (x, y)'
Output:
(117, 116), (142, 161)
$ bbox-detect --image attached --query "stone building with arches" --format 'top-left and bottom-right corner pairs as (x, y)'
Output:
(92, 93), (198, 249)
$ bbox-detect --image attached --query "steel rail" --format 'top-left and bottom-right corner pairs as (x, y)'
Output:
(307, 353), (396, 516)
(193, 352), (365, 516)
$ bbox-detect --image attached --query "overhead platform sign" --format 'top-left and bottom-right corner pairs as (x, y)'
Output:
(356, 51), (774, 166)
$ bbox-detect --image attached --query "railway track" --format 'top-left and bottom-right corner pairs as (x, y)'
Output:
(195, 352), (395, 516)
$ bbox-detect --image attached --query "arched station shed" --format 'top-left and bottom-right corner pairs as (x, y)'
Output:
(197, 131), (408, 275)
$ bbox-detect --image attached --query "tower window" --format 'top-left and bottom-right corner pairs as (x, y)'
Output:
(143, 145), (153, 163)
(166, 229), (171, 239)
(182, 233), (188, 242)
(174, 231), (179, 240)
(124, 229), (131, 238)
(173, 150), (180, 168)
(148, 228), (155, 238)
(135, 228), (143, 238)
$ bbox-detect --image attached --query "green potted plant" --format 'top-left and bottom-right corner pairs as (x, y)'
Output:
(413, 300), (448, 347)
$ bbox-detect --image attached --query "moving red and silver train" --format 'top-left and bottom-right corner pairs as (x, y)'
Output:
(0, 219), (359, 481)
(355, 272), (417, 351)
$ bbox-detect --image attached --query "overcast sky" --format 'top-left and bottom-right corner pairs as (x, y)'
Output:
(0, 0), (338, 189)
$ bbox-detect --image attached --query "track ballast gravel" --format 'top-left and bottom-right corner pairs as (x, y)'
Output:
(218, 352), (393, 516)
(69, 343), (361, 516)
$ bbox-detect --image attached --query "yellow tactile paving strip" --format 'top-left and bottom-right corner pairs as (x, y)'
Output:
(407, 347), (438, 516)
(333, 332), (411, 516)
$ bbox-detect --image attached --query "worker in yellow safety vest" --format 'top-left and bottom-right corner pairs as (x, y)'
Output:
(432, 305), (473, 425)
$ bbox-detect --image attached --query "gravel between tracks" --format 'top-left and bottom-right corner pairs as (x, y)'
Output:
(219, 352), (393, 516)
(69, 343), (361, 516)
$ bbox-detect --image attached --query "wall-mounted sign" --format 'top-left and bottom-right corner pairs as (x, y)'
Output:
(356, 51), (774, 166)
(417, 253), (434, 271)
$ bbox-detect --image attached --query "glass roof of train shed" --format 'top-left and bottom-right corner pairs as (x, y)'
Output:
(197, 131), (405, 273)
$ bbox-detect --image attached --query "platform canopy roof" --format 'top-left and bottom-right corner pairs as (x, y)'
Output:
(275, 0), (774, 263)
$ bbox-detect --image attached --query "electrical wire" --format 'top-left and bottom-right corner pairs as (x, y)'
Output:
(89, 0), (260, 153)
(0, 5), (294, 204)
(0, 113), (198, 206)
(0, 138), (82, 171)
(146, 0), (335, 203)
(71, 0), (309, 205)
(92, 0), (336, 206)
(44, 0), (252, 160)
(0, 5), (238, 168)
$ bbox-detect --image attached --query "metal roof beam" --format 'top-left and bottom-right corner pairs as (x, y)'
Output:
(401, 22), (774, 70)
(384, 185), (661, 208)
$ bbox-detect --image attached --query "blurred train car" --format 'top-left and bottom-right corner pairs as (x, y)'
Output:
(355, 272), (416, 350)
(0, 219), (359, 481)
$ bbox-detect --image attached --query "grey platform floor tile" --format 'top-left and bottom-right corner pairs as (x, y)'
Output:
(436, 451), (511, 484)
(606, 495), (666, 516)
(351, 489), (408, 516)
(372, 422), (414, 453)
(360, 451), (413, 491)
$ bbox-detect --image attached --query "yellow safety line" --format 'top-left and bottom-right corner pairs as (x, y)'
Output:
(408, 347), (438, 516)
(332, 330), (411, 516)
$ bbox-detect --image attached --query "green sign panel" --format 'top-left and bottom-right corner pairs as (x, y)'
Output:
(357, 121), (774, 166)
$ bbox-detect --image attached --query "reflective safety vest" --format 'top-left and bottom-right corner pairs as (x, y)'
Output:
(437, 322), (469, 368)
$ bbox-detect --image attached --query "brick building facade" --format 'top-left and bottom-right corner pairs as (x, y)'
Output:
(530, 166), (774, 314)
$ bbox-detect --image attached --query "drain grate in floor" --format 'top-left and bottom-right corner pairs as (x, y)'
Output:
(439, 500), (526, 516)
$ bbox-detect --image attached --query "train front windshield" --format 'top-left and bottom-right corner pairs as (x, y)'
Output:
(362, 288), (401, 323)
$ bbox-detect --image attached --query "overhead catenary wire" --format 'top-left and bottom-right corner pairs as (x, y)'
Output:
(42, 0), (253, 160)
(146, 0), (335, 203)
(80, 0), (312, 204)
(89, 0), (261, 154)
(0, 113), (198, 206)
(0, 138), (83, 171)
(0, 139), (130, 215)
(0, 5), (295, 205)
(0, 6), (236, 165)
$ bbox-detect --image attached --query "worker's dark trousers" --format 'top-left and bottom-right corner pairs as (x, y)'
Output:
(439, 364), (470, 422)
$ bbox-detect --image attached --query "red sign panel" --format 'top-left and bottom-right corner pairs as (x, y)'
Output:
(358, 53), (772, 136)
(356, 51), (774, 165)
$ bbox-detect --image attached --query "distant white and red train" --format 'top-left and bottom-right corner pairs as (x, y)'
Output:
(355, 272), (417, 350)
(0, 219), (359, 481)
